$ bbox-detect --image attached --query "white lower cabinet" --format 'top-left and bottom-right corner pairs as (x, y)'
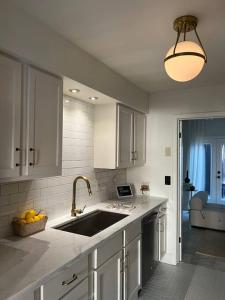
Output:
(93, 251), (122, 300)
(123, 235), (141, 300)
(61, 278), (89, 300)
(91, 225), (141, 300)
(41, 256), (88, 300)
(158, 213), (167, 260)
(27, 221), (143, 300)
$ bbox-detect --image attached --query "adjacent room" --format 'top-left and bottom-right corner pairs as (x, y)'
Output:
(181, 118), (225, 264)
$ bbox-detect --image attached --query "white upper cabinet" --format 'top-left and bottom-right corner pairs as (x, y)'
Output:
(0, 54), (22, 178)
(94, 104), (146, 169)
(133, 111), (146, 166)
(24, 66), (62, 177)
(0, 51), (63, 180)
(117, 105), (134, 168)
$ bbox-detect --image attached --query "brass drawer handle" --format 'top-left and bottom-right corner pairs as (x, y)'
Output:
(62, 274), (78, 286)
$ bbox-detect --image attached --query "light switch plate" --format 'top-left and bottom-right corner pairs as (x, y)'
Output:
(165, 147), (171, 157)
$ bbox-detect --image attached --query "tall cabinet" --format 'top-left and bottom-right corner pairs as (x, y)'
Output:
(24, 66), (62, 177)
(0, 54), (22, 178)
(117, 105), (134, 168)
(94, 104), (146, 169)
(0, 52), (63, 180)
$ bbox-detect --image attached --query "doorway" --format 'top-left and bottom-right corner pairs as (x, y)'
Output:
(178, 117), (225, 263)
(204, 138), (225, 204)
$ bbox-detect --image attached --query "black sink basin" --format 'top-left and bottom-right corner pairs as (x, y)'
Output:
(55, 210), (128, 237)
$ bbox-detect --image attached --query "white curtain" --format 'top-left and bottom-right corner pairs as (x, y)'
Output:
(184, 120), (206, 192)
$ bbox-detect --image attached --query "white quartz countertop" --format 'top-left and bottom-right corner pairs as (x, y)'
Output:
(0, 195), (167, 300)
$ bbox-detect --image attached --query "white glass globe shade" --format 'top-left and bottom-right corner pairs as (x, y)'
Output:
(164, 41), (206, 82)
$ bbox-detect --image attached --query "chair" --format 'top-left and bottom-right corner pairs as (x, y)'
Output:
(189, 191), (225, 231)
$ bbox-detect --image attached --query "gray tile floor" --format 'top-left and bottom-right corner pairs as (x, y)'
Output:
(139, 214), (225, 300)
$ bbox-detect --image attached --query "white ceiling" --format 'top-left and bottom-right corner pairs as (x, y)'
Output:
(13, 0), (225, 93)
(63, 77), (118, 105)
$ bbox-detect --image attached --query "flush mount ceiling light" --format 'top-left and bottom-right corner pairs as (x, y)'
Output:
(69, 89), (80, 93)
(164, 15), (207, 82)
(89, 96), (98, 100)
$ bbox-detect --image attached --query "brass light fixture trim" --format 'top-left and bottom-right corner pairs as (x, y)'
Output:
(164, 15), (207, 64)
(173, 15), (198, 33)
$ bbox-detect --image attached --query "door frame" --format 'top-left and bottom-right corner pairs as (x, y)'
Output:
(175, 111), (225, 262)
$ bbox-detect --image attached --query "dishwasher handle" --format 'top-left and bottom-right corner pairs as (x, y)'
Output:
(143, 212), (158, 225)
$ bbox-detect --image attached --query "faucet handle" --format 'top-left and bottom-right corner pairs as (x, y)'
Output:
(71, 205), (86, 216)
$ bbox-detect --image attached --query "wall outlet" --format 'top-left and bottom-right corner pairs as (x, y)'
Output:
(140, 184), (150, 194)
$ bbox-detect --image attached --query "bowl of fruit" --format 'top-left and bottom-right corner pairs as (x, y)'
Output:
(12, 209), (48, 237)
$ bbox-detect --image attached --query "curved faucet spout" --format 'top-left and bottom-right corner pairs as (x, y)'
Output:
(71, 176), (92, 216)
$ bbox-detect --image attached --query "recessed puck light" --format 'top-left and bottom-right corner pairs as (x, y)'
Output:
(69, 89), (80, 93)
(65, 99), (70, 103)
(89, 96), (98, 100)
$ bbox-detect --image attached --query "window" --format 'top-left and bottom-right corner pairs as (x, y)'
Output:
(204, 143), (211, 197)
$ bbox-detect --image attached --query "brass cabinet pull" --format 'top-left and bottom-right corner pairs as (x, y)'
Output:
(29, 147), (38, 166)
(134, 151), (138, 160)
(16, 147), (22, 167)
(131, 151), (138, 161)
(125, 253), (129, 269)
(62, 274), (78, 286)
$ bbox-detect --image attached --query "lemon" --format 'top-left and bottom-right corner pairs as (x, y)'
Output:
(26, 217), (34, 224)
(17, 210), (28, 219)
(25, 209), (37, 219)
(33, 215), (40, 222)
(38, 213), (45, 220)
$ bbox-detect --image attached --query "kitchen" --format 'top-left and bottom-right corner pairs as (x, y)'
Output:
(0, 51), (167, 299)
(1, 1), (225, 300)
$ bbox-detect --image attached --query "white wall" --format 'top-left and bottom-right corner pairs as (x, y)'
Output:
(0, 98), (126, 238)
(127, 83), (225, 265)
(0, 1), (148, 113)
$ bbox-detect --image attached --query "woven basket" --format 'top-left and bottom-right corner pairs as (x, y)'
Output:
(12, 216), (48, 237)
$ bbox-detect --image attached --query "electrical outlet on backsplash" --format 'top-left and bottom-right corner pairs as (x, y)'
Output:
(132, 182), (150, 196)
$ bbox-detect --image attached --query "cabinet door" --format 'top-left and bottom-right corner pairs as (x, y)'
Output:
(124, 236), (141, 300)
(0, 54), (22, 178)
(159, 214), (167, 260)
(133, 111), (146, 166)
(26, 66), (62, 177)
(94, 251), (122, 300)
(117, 105), (134, 168)
(61, 278), (89, 300)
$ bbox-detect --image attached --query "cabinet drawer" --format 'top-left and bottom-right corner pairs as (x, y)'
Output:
(43, 256), (88, 299)
(92, 231), (123, 269)
(61, 278), (88, 300)
(123, 219), (141, 246)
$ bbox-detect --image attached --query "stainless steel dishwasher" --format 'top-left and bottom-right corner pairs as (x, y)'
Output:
(141, 211), (159, 287)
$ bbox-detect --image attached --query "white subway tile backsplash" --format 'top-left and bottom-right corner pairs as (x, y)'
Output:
(0, 97), (126, 238)
(1, 183), (19, 195)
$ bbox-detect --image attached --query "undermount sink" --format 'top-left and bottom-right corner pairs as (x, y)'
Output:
(55, 210), (128, 237)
